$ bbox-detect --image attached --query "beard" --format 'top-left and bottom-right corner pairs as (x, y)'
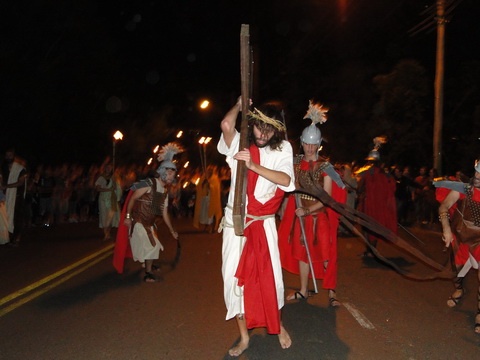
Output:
(254, 137), (269, 148)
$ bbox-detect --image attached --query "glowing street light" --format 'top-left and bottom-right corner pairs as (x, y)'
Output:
(200, 100), (210, 109)
(113, 130), (123, 141)
(198, 136), (212, 145)
(112, 130), (124, 171)
(198, 136), (213, 173)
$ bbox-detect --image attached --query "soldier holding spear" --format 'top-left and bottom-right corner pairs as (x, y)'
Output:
(279, 100), (345, 306)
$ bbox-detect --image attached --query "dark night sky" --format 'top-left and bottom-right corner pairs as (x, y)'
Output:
(1, 0), (480, 173)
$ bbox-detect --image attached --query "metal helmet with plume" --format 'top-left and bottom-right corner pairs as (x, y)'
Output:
(300, 100), (328, 145)
(365, 136), (388, 161)
(156, 142), (183, 180)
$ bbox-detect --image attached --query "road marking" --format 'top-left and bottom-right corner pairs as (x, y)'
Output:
(0, 244), (114, 317)
(342, 302), (376, 330)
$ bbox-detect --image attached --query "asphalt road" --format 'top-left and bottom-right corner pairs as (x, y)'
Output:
(0, 218), (479, 359)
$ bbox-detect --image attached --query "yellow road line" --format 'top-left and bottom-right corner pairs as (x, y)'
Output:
(0, 243), (114, 307)
(0, 250), (113, 318)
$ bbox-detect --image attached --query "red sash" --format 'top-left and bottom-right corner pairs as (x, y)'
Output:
(235, 144), (285, 334)
(113, 190), (133, 274)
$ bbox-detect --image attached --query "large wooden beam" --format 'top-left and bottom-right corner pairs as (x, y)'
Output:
(232, 24), (251, 236)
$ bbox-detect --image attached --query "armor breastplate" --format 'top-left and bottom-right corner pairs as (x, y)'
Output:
(131, 178), (167, 226)
(294, 159), (325, 190)
(294, 158), (327, 207)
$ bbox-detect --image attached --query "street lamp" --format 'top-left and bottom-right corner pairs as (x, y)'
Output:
(112, 130), (123, 171)
(198, 136), (212, 173)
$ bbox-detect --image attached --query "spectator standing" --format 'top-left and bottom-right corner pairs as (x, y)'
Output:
(95, 163), (122, 241)
(0, 188), (8, 244)
(51, 164), (69, 224)
(193, 165), (223, 233)
(414, 166), (430, 225)
(37, 165), (55, 227)
(393, 166), (420, 226)
(424, 168), (439, 226)
(0, 148), (28, 246)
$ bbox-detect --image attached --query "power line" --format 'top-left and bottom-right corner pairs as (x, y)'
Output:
(409, 0), (463, 37)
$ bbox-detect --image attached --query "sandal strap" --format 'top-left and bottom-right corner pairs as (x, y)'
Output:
(144, 272), (157, 282)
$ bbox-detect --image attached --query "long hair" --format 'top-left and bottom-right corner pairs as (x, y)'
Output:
(248, 102), (286, 150)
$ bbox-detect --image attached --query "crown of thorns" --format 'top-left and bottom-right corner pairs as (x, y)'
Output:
(248, 107), (286, 132)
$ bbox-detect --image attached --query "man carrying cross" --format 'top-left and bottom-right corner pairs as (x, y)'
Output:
(217, 98), (295, 356)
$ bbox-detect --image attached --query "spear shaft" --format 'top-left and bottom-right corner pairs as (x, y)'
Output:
(294, 193), (318, 293)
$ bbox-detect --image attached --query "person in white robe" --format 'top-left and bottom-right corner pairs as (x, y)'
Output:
(1, 149), (27, 246)
(217, 99), (295, 356)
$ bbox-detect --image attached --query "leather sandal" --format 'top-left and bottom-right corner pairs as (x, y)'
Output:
(286, 291), (307, 301)
(446, 289), (464, 308)
(144, 272), (160, 283)
(328, 290), (341, 307)
(474, 312), (480, 334)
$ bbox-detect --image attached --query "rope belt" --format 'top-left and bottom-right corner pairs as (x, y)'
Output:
(218, 204), (275, 233)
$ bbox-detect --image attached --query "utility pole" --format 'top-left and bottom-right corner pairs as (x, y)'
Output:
(433, 0), (446, 175)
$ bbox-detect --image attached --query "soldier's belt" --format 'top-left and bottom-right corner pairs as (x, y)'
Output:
(290, 193), (317, 201)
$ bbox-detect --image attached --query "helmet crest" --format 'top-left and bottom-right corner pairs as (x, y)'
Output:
(301, 100), (328, 145)
(365, 136), (387, 161)
(156, 142), (183, 180)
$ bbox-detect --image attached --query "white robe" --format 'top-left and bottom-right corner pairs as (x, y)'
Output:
(129, 222), (164, 262)
(95, 176), (122, 228)
(5, 162), (26, 233)
(217, 131), (295, 320)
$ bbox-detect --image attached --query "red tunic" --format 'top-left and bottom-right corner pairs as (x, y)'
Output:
(436, 186), (480, 266)
(112, 190), (133, 274)
(278, 159), (347, 289)
(357, 166), (397, 242)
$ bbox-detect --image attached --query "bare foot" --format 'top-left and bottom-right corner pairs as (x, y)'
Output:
(228, 339), (249, 357)
(278, 325), (292, 349)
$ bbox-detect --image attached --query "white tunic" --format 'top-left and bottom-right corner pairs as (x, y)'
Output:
(130, 222), (164, 262)
(217, 131), (295, 320)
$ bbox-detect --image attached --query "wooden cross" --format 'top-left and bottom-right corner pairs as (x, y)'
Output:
(232, 24), (252, 236)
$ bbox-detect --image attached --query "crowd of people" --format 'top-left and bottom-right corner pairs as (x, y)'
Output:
(0, 151), (230, 246)
(0, 147), (451, 242)
(0, 138), (469, 238)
